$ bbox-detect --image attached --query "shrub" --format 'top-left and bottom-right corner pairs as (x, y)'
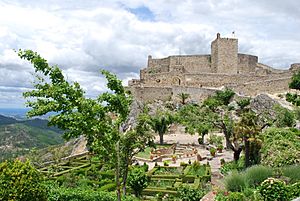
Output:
(47, 187), (138, 201)
(244, 165), (273, 188)
(177, 185), (205, 201)
(261, 128), (300, 167)
(282, 165), (300, 184)
(274, 105), (295, 127)
(288, 182), (300, 199)
(224, 171), (246, 192)
(127, 166), (149, 197)
(0, 160), (47, 201)
(220, 158), (244, 175)
(259, 178), (289, 201)
(227, 192), (246, 201)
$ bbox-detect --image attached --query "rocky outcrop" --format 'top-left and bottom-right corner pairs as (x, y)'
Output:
(250, 94), (278, 116)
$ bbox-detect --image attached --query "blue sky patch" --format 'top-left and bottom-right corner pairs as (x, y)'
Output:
(128, 6), (155, 21)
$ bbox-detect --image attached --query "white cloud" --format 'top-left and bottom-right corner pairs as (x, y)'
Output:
(0, 0), (300, 107)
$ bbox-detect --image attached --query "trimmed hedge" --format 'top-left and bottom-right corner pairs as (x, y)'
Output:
(48, 187), (137, 201)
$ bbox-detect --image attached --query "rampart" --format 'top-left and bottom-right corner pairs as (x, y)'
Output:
(128, 33), (298, 102)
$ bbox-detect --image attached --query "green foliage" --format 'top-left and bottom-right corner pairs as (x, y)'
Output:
(18, 49), (132, 160)
(273, 104), (295, 127)
(47, 186), (138, 201)
(261, 128), (300, 167)
(214, 88), (235, 106)
(224, 171), (246, 192)
(236, 98), (251, 109)
(288, 182), (300, 199)
(177, 185), (205, 201)
(285, 92), (300, 106)
(282, 165), (300, 184)
(0, 160), (47, 201)
(259, 178), (289, 201)
(244, 165), (273, 188)
(289, 70), (300, 90)
(178, 104), (211, 143)
(177, 93), (190, 105)
(149, 110), (174, 144)
(127, 166), (149, 197)
(227, 192), (246, 201)
(220, 158), (245, 175)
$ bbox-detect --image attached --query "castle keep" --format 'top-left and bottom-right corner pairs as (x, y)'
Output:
(128, 33), (300, 102)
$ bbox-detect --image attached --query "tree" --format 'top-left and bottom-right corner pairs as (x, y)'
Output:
(18, 50), (148, 200)
(120, 109), (154, 195)
(234, 110), (263, 167)
(177, 93), (190, 105)
(178, 104), (211, 144)
(149, 110), (174, 145)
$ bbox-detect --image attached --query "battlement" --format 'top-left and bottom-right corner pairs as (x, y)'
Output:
(128, 33), (298, 102)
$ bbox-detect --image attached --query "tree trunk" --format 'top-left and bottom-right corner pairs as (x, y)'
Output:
(233, 147), (243, 161)
(244, 137), (250, 168)
(225, 137), (231, 149)
(159, 132), (164, 145)
(116, 141), (121, 201)
(122, 160), (129, 197)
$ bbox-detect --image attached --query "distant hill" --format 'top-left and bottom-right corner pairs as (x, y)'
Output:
(0, 115), (18, 126)
(0, 114), (64, 161)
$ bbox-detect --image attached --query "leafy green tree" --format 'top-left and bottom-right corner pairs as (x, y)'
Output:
(149, 110), (174, 144)
(178, 104), (211, 144)
(177, 92), (190, 105)
(120, 111), (154, 195)
(18, 50), (149, 200)
(127, 166), (149, 197)
(0, 160), (47, 201)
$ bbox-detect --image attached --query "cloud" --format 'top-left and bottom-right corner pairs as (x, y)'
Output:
(0, 0), (300, 107)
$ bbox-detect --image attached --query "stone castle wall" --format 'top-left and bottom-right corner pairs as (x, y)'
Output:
(237, 54), (258, 74)
(128, 33), (298, 102)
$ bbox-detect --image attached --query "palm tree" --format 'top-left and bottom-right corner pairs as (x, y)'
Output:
(177, 93), (190, 105)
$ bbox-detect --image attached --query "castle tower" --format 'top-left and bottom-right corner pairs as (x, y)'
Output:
(211, 33), (238, 74)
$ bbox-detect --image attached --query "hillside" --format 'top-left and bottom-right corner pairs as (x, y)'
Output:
(0, 115), (64, 161)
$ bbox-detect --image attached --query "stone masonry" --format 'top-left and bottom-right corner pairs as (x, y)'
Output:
(128, 33), (300, 102)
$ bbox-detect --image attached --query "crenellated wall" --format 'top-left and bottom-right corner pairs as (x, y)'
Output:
(128, 33), (298, 103)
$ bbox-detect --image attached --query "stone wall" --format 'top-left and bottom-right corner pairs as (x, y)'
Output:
(233, 77), (292, 96)
(129, 86), (173, 102)
(169, 55), (212, 73)
(238, 54), (258, 74)
(172, 86), (217, 102)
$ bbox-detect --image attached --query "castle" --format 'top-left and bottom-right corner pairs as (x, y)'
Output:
(128, 33), (300, 102)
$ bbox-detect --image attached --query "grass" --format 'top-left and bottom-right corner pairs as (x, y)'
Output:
(224, 171), (246, 192)
(154, 167), (183, 175)
(282, 165), (300, 184)
(244, 165), (273, 188)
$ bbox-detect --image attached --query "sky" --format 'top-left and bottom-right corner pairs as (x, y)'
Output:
(0, 0), (300, 108)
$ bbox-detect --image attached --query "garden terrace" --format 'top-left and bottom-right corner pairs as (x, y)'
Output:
(142, 163), (211, 198)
